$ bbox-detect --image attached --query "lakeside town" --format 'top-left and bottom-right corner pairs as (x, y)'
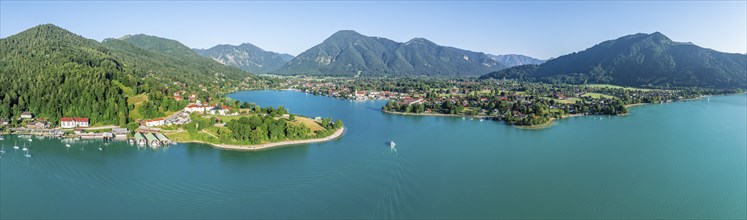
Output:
(278, 76), (742, 126)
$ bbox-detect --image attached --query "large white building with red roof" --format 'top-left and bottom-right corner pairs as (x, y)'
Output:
(184, 103), (210, 113)
(60, 117), (89, 128)
(144, 118), (165, 127)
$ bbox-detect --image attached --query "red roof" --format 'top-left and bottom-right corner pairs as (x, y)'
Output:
(146, 118), (164, 122)
(62, 117), (88, 122)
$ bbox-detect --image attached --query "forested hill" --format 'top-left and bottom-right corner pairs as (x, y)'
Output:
(275, 30), (508, 77)
(481, 32), (747, 89)
(117, 34), (251, 82)
(0, 24), (130, 125)
(0, 24), (259, 126)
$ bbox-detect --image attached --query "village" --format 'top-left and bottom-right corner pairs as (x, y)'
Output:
(0, 97), (242, 149)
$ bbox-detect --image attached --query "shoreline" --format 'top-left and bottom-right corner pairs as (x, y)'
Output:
(180, 127), (346, 151)
(382, 109), (487, 118)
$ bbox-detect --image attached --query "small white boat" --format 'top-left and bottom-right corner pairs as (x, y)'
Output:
(389, 141), (396, 148)
(98, 144), (103, 151)
(0, 136), (4, 140)
(65, 144), (71, 148)
(480, 118), (484, 122)
(24, 149), (31, 158)
(462, 117), (465, 120)
(22, 143), (28, 151)
(28, 139), (32, 142)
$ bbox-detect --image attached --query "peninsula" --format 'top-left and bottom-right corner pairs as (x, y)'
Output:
(163, 107), (345, 151)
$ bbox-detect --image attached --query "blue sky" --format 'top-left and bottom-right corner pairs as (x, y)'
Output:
(1, 1), (745, 59)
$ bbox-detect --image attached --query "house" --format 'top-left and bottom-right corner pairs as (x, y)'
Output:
(112, 128), (129, 139)
(145, 118), (165, 127)
(208, 105), (232, 115)
(184, 103), (210, 114)
(188, 94), (198, 101)
(20, 112), (33, 119)
(60, 117), (89, 128)
(355, 90), (367, 97)
(75, 118), (89, 127)
(26, 121), (48, 129)
(60, 117), (90, 128)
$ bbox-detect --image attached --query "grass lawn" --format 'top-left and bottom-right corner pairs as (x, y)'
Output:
(581, 92), (617, 99)
(164, 131), (191, 142)
(290, 116), (325, 132)
(128, 94), (148, 120)
(216, 115), (251, 122)
(541, 96), (580, 104)
(112, 80), (135, 97)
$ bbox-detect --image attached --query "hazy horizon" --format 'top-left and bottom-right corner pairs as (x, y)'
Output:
(2, 1), (745, 59)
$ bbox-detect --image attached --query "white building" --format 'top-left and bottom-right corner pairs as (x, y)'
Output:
(184, 104), (210, 114)
(20, 112), (33, 119)
(208, 105), (232, 115)
(60, 117), (89, 128)
(145, 118), (165, 127)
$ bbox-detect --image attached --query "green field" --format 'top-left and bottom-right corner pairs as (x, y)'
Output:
(112, 80), (135, 97)
(541, 96), (580, 104)
(163, 131), (190, 142)
(581, 92), (617, 99)
(127, 94), (148, 120)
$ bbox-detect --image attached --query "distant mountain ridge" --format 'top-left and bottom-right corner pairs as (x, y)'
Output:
(275, 30), (510, 77)
(194, 43), (293, 73)
(487, 54), (544, 67)
(481, 32), (747, 89)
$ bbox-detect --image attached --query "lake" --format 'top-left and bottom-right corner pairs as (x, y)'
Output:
(1, 90), (745, 219)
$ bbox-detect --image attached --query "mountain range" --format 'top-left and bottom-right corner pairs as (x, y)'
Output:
(274, 30), (512, 77)
(194, 43), (293, 74)
(481, 32), (747, 89)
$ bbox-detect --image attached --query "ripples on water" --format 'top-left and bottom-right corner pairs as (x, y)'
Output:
(2, 92), (745, 219)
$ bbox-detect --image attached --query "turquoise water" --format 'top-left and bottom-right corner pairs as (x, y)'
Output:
(1, 91), (745, 219)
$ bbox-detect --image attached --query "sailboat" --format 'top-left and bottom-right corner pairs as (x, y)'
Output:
(98, 144), (103, 151)
(1, 144), (5, 154)
(22, 143), (28, 151)
(389, 141), (396, 148)
(65, 144), (71, 148)
(13, 140), (19, 150)
(24, 149), (31, 158)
